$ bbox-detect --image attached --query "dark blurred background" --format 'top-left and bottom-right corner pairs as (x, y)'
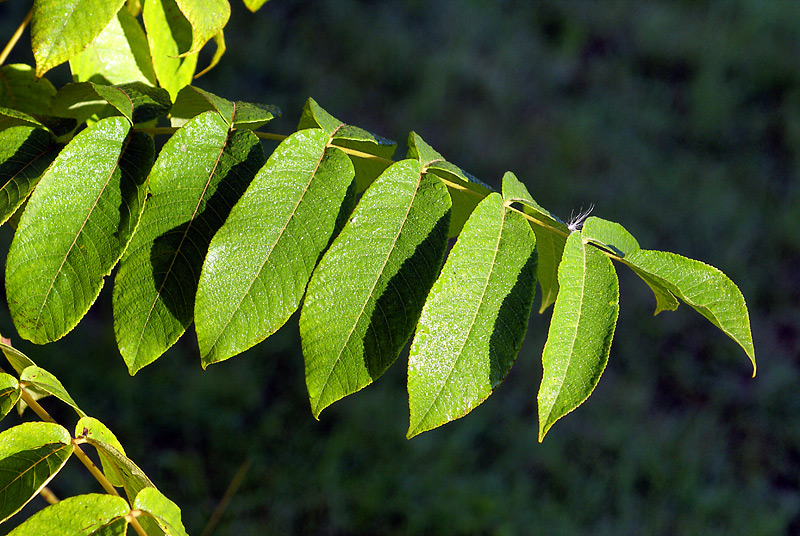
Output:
(1, 1), (799, 534)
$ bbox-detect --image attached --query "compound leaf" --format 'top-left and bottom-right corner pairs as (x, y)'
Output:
(301, 159), (451, 417)
(69, 8), (157, 86)
(196, 128), (354, 365)
(174, 0), (231, 56)
(0, 125), (58, 227)
(538, 232), (619, 441)
(0, 422), (73, 523)
(85, 438), (155, 504)
(624, 249), (756, 375)
(51, 82), (171, 125)
(31, 0), (126, 77)
(7, 118), (153, 344)
(502, 171), (568, 312)
(114, 110), (264, 373)
(407, 193), (537, 438)
(7, 494), (130, 536)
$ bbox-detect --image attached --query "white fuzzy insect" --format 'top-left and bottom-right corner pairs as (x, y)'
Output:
(567, 204), (594, 232)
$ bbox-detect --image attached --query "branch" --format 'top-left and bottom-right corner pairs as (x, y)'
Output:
(0, 8), (33, 66)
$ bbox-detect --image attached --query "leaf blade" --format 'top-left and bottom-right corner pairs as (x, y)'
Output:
(143, 0), (198, 100)
(0, 126), (58, 227)
(6, 118), (153, 344)
(301, 160), (451, 417)
(114, 110), (264, 373)
(7, 494), (130, 536)
(20, 366), (85, 417)
(407, 193), (537, 437)
(134, 487), (188, 536)
(537, 232), (619, 441)
(196, 128), (354, 365)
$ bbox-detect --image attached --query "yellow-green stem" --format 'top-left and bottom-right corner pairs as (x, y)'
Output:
(0, 8), (32, 66)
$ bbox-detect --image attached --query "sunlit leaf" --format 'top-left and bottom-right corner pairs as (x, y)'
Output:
(0, 422), (72, 523)
(624, 249), (756, 375)
(538, 232), (619, 441)
(85, 438), (155, 503)
(51, 82), (171, 125)
(0, 373), (20, 420)
(134, 487), (188, 536)
(20, 366), (85, 417)
(243, 0), (269, 12)
(31, 0), (126, 77)
(196, 128), (354, 366)
(114, 111), (264, 373)
(7, 494), (130, 536)
(301, 159), (451, 417)
(0, 64), (57, 116)
(76, 417), (127, 487)
(69, 8), (157, 86)
(407, 193), (537, 437)
(174, 0), (231, 55)
(6, 118), (153, 344)
(143, 0), (198, 100)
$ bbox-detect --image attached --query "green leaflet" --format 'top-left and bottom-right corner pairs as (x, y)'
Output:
(299, 98), (396, 192)
(501, 171), (568, 312)
(243, 0), (269, 12)
(407, 193), (537, 438)
(171, 85), (279, 129)
(20, 366), (85, 417)
(301, 159), (451, 418)
(143, 0), (198, 100)
(134, 487), (188, 536)
(624, 249), (756, 375)
(0, 373), (20, 420)
(174, 0), (231, 55)
(31, 0), (126, 77)
(114, 111), (264, 373)
(581, 216), (680, 314)
(0, 64), (57, 116)
(69, 8), (157, 86)
(0, 340), (36, 375)
(538, 231), (619, 442)
(51, 81), (172, 125)
(7, 494), (130, 536)
(0, 126), (58, 227)
(85, 438), (156, 503)
(7, 118), (153, 344)
(76, 416), (127, 487)
(196, 128), (354, 366)
(0, 422), (73, 523)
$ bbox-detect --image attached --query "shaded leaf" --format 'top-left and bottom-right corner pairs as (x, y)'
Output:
(51, 82), (171, 125)
(0, 340), (36, 375)
(624, 249), (756, 374)
(76, 417), (126, 487)
(7, 494), (130, 536)
(407, 132), (491, 237)
(6, 118), (153, 344)
(0, 422), (73, 523)
(538, 232), (619, 441)
(31, 0), (126, 77)
(407, 193), (537, 438)
(20, 366), (85, 417)
(143, 0), (198, 100)
(0, 373), (20, 420)
(0, 64), (57, 115)
(170, 85), (233, 125)
(69, 8), (157, 86)
(0, 125), (58, 227)
(501, 171), (568, 312)
(135, 487), (188, 536)
(174, 0), (231, 55)
(301, 159), (451, 417)
(299, 98), (396, 192)
(196, 128), (354, 365)
(114, 111), (264, 373)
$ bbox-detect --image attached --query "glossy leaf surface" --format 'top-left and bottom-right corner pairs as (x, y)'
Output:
(538, 232), (619, 441)
(7, 118), (153, 344)
(0, 126), (58, 227)
(624, 249), (756, 374)
(31, 0), (126, 77)
(302, 159), (451, 417)
(114, 111), (264, 373)
(407, 193), (537, 437)
(196, 128), (353, 365)
(0, 422), (72, 523)
(7, 494), (129, 536)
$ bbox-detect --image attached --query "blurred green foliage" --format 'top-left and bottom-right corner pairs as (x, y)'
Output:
(0, 0), (798, 534)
